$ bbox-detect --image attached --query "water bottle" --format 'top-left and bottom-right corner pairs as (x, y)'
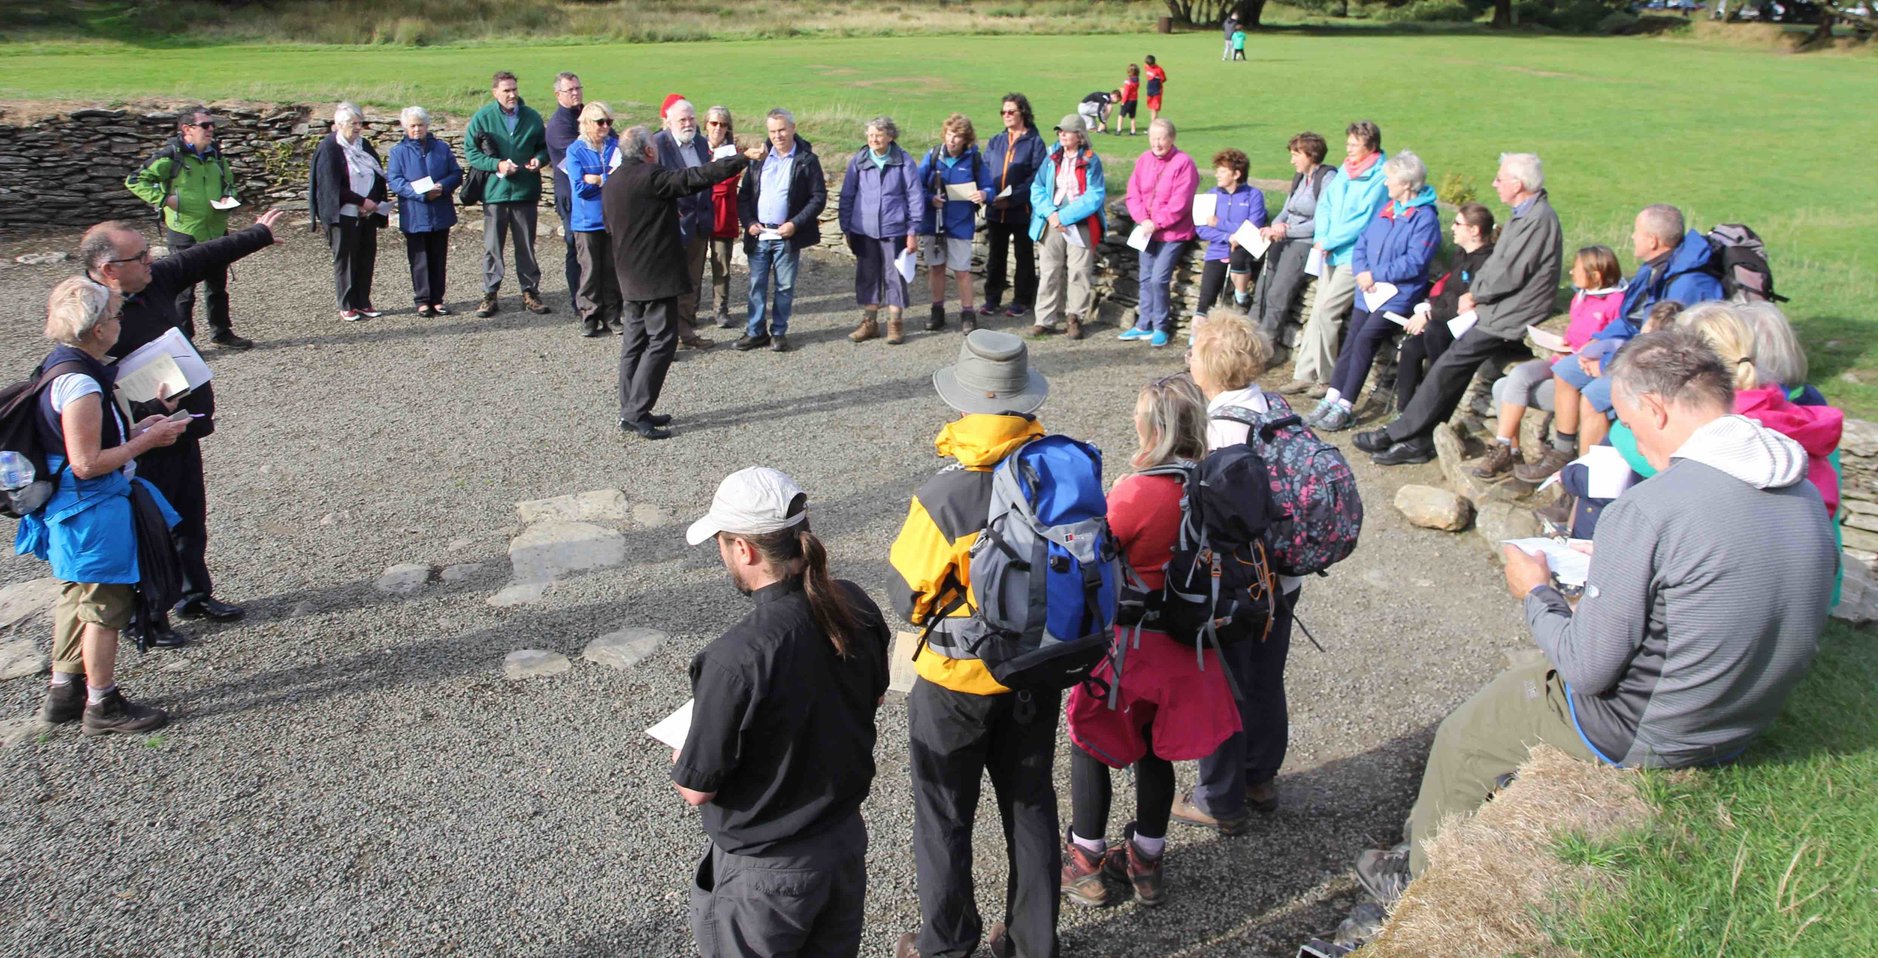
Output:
(0, 451), (34, 491)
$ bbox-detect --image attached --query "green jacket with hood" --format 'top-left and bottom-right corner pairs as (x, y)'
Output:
(126, 136), (237, 241)
(463, 98), (550, 205)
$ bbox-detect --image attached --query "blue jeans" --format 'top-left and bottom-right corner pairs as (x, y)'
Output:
(746, 239), (799, 337)
(1135, 239), (1182, 333)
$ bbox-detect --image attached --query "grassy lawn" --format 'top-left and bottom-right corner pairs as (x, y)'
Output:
(1549, 621), (1878, 955)
(6, 28), (1877, 414)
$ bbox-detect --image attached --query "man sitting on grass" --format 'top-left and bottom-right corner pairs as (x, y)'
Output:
(1352, 329), (1838, 906)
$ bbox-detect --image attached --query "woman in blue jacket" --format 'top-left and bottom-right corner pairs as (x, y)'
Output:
(839, 116), (924, 345)
(1308, 150), (1440, 431)
(917, 113), (994, 333)
(564, 103), (622, 337)
(1193, 147), (1269, 320)
(386, 106), (463, 317)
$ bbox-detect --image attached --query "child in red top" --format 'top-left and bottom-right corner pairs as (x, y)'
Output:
(1119, 65), (1141, 136)
(1062, 374), (1241, 909)
(1142, 55), (1167, 120)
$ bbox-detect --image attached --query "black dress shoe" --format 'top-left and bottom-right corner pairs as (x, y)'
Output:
(581, 323), (607, 338)
(211, 332), (255, 350)
(733, 333), (771, 351)
(1372, 438), (1436, 466)
(769, 334), (789, 352)
(128, 623), (188, 651)
(642, 413), (672, 427)
(1353, 429), (1394, 454)
(631, 421), (672, 440)
(174, 596), (245, 621)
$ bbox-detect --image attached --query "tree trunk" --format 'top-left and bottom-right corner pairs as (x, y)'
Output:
(1243, 0), (1268, 27)
(1491, 0), (1513, 26)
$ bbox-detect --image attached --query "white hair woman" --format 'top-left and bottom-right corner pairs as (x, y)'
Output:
(837, 116), (923, 344)
(310, 101), (388, 320)
(386, 105), (464, 317)
(568, 102), (623, 337)
(1119, 118), (1198, 348)
(25, 278), (190, 734)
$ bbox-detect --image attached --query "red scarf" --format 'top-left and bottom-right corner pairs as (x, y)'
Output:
(1343, 150), (1381, 179)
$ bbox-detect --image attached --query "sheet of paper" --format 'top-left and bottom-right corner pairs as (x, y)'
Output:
(646, 699), (694, 750)
(1526, 325), (1572, 354)
(712, 143), (737, 160)
(409, 176), (436, 195)
(1191, 193), (1218, 225)
(111, 352), (190, 418)
(944, 182), (980, 202)
(1448, 310), (1478, 338)
(895, 248), (918, 284)
(115, 327), (212, 395)
(1361, 282), (1398, 313)
(1572, 445), (1637, 500)
(1126, 223), (1153, 252)
(1062, 225), (1087, 248)
(1231, 221), (1270, 257)
(758, 229), (783, 242)
(210, 197), (239, 211)
(608, 148), (623, 172)
(1502, 538), (1594, 588)
(1383, 311), (1411, 327)
(1304, 246), (1325, 278)
(888, 631), (922, 696)
(995, 185), (1012, 201)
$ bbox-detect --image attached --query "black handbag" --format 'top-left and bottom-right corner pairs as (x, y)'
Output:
(458, 132), (500, 207)
(128, 481), (183, 652)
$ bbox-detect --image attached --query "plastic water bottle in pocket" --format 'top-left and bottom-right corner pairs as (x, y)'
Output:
(0, 451), (33, 491)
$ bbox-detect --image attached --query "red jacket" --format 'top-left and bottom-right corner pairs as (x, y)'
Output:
(710, 173), (740, 240)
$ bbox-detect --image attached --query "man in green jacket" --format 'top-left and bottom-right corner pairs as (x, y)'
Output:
(464, 70), (553, 318)
(125, 105), (254, 349)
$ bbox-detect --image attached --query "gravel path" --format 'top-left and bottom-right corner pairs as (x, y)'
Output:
(0, 221), (1529, 957)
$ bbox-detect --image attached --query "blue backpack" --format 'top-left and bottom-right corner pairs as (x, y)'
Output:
(927, 435), (1119, 691)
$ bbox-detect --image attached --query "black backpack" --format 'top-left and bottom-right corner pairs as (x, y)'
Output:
(0, 360), (85, 519)
(1704, 223), (1786, 303)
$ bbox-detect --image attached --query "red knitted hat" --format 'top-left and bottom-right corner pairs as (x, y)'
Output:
(659, 93), (686, 118)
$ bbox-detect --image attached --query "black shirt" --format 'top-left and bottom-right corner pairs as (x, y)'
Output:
(673, 576), (890, 856)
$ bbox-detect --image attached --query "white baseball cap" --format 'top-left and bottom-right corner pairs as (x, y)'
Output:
(685, 466), (808, 546)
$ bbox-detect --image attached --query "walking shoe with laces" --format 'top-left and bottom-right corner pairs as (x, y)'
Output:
(1149, 330), (1171, 348)
(733, 333), (771, 351)
(1118, 327), (1153, 342)
(1277, 378), (1314, 396)
(80, 688), (169, 737)
(1469, 441), (1519, 480)
(39, 679), (86, 725)
(522, 291), (552, 315)
(1316, 403), (1355, 432)
(1354, 845), (1412, 906)
(1514, 446), (1573, 483)
(926, 304), (946, 331)
(476, 292), (500, 318)
(849, 315), (880, 343)
(1170, 789), (1250, 835)
(1004, 303), (1029, 318)
(959, 308), (977, 333)
(1061, 831), (1118, 906)
(1103, 823), (1166, 906)
(1065, 315), (1084, 340)
(211, 332), (254, 350)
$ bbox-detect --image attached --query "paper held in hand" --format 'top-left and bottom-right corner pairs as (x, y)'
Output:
(713, 143), (737, 160)
(1231, 221), (1270, 257)
(1503, 538), (1593, 588)
(409, 176), (437, 195)
(1126, 223), (1153, 252)
(210, 197), (239, 211)
(895, 248), (919, 284)
(1191, 193), (1217, 225)
(995, 185), (1013, 201)
(1361, 282), (1398, 313)
(646, 699), (694, 750)
(1383, 311), (1412, 327)
(1448, 310), (1479, 337)
(1061, 224), (1087, 248)
(1303, 246), (1325, 278)
(944, 182), (980, 202)
(1526, 326), (1572, 353)
(112, 327), (212, 418)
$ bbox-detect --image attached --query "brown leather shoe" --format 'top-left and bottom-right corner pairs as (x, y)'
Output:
(886, 314), (906, 345)
(522, 291), (551, 315)
(1468, 441), (1519, 480)
(1170, 789), (1250, 836)
(1065, 315), (1084, 340)
(680, 333), (716, 350)
(1277, 379), (1314, 396)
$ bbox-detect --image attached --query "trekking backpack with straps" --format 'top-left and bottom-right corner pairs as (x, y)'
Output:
(0, 359), (86, 520)
(1210, 393), (1363, 577)
(1703, 223), (1786, 304)
(920, 434), (1119, 691)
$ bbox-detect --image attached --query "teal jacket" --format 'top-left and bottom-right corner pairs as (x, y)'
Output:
(463, 99), (550, 205)
(1028, 145), (1106, 244)
(125, 136), (236, 241)
(1314, 152), (1391, 267)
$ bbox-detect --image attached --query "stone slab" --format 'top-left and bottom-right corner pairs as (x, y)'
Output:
(514, 489), (630, 526)
(488, 582), (551, 607)
(583, 626), (668, 670)
(631, 503), (676, 529)
(0, 637), (47, 681)
(503, 649), (571, 680)
(507, 521), (626, 583)
(0, 577), (62, 631)
(439, 563), (484, 583)
(374, 563), (432, 594)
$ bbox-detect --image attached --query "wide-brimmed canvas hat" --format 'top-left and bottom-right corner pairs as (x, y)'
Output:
(1055, 114), (1086, 134)
(933, 330), (1048, 416)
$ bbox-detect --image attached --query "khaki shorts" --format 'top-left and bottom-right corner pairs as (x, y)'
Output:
(920, 235), (974, 273)
(51, 581), (136, 673)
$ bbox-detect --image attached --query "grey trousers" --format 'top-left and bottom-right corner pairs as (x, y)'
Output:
(689, 813), (867, 958)
(1034, 222), (1094, 329)
(1292, 262), (1356, 383)
(482, 201), (541, 294)
(675, 234), (710, 332)
(1255, 237), (1313, 339)
(572, 231), (621, 327)
(619, 297), (678, 424)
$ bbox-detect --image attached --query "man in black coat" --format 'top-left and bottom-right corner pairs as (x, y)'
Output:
(733, 108), (826, 353)
(80, 211), (285, 644)
(603, 125), (753, 440)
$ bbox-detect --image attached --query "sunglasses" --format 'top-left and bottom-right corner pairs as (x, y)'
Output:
(1000, 109), (1019, 115)
(593, 118), (612, 126)
(188, 121), (216, 130)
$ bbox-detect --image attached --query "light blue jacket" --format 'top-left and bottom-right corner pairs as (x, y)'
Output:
(1314, 152), (1390, 267)
(1028, 146), (1107, 244)
(15, 458), (179, 585)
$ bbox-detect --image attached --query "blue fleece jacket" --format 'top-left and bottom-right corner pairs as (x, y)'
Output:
(566, 136), (619, 233)
(1593, 230), (1725, 348)
(917, 144), (994, 238)
(386, 135), (462, 233)
(1194, 184), (1269, 261)
(1351, 185), (1440, 311)
(1314, 152), (1390, 267)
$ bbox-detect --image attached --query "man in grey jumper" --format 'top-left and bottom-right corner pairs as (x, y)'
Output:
(1356, 152), (1563, 465)
(1353, 330), (1837, 902)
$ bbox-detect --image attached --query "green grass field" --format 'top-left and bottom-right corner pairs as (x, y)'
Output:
(7, 29), (1878, 415)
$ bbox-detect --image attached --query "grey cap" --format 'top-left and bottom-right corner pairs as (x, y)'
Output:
(1055, 113), (1086, 134)
(932, 330), (1048, 416)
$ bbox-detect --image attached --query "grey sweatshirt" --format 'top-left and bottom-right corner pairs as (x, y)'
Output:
(1524, 415), (1837, 768)
(1271, 166), (1330, 242)
(1470, 190), (1564, 340)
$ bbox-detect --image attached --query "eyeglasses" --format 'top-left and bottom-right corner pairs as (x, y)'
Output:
(108, 249), (153, 266)
(707, 121), (728, 127)
(1000, 109), (1019, 115)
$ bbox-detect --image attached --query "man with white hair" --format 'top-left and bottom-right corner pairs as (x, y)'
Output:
(655, 96), (718, 349)
(1356, 152), (1563, 465)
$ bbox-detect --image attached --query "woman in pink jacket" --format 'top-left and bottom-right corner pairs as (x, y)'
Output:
(1119, 118), (1199, 348)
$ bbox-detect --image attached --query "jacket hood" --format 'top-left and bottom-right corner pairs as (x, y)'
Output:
(1664, 229), (1715, 276)
(1734, 385), (1844, 458)
(1385, 185), (1437, 217)
(934, 415), (1045, 469)
(1671, 414), (1809, 489)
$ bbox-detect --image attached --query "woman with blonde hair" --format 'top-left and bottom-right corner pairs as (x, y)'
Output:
(567, 102), (622, 336)
(917, 112), (992, 332)
(1062, 372), (1240, 909)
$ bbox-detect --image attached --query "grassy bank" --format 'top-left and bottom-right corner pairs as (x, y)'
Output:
(4, 28), (1876, 415)
(1549, 622), (1878, 955)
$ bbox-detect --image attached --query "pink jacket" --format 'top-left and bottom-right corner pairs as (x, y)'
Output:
(1564, 287), (1624, 350)
(1125, 148), (1199, 242)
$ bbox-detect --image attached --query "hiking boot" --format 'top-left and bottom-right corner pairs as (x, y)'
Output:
(1514, 446), (1573, 483)
(959, 308), (978, 333)
(1170, 789), (1250, 836)
(1469, 441), (1519, 480)
(476, 292), (500, 318)
(80, 688), (169, 737)
(887, 315), (906, 345)
(1061, 832), (1118, 907)
(1354, 846), (1412, 906)
(522, 291), (552, 315)
(1066, 315), (1084, 340)
(849, 313), (880, 343)
(38, 679), (86, 725)
(1247, 781), (1280, 814)
(1277, 379), (1314, 396)
(1103, 823), (1166, 907)
(926, 303), (946, 331)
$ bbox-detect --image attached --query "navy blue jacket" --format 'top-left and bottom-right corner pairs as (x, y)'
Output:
(983, 128), (1048, 227)
(655, 129), (715, 244)
(736, 136), (827, 253)
(386, 135), (462, 233)
(1351, 186), (1441, 313)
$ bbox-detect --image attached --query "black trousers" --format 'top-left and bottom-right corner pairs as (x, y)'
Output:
(326, 216), (378, 312)
(908, 678), (1061, 958)
(1197, 246), (1256, 316)
(1192, 588), (1297, 818)
(136, 436), (213, 607)
(619, 297), (679, 424)
(1385, 328), (1512, 443)
(556, 190), (582, 304)
(404, 229), (449, 307)
(982, 220), (1036, 309)
(1253, 237), (1312, 340)
(164, 229), (231, 339)
(1395, 318), (1457, 414)
(1071, 738), (1176, 841)
(690, 813), (867, 958)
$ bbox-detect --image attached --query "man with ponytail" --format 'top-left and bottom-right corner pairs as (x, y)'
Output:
(674, 466), (891, 958)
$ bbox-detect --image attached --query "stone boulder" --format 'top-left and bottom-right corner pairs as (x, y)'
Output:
(583, 626), (667, 670)
(1394, 484), (1474, 532)
(1476, 500), (1542, 552)
(514, 489), (630, 526)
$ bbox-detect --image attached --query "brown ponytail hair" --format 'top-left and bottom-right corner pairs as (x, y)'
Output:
(726, 495), (860, 658)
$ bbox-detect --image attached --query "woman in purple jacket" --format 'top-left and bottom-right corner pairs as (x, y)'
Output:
(1192, 148), (1268, 321)
(839, 116), (924, 346)
(1308, 150), (1440, 432)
